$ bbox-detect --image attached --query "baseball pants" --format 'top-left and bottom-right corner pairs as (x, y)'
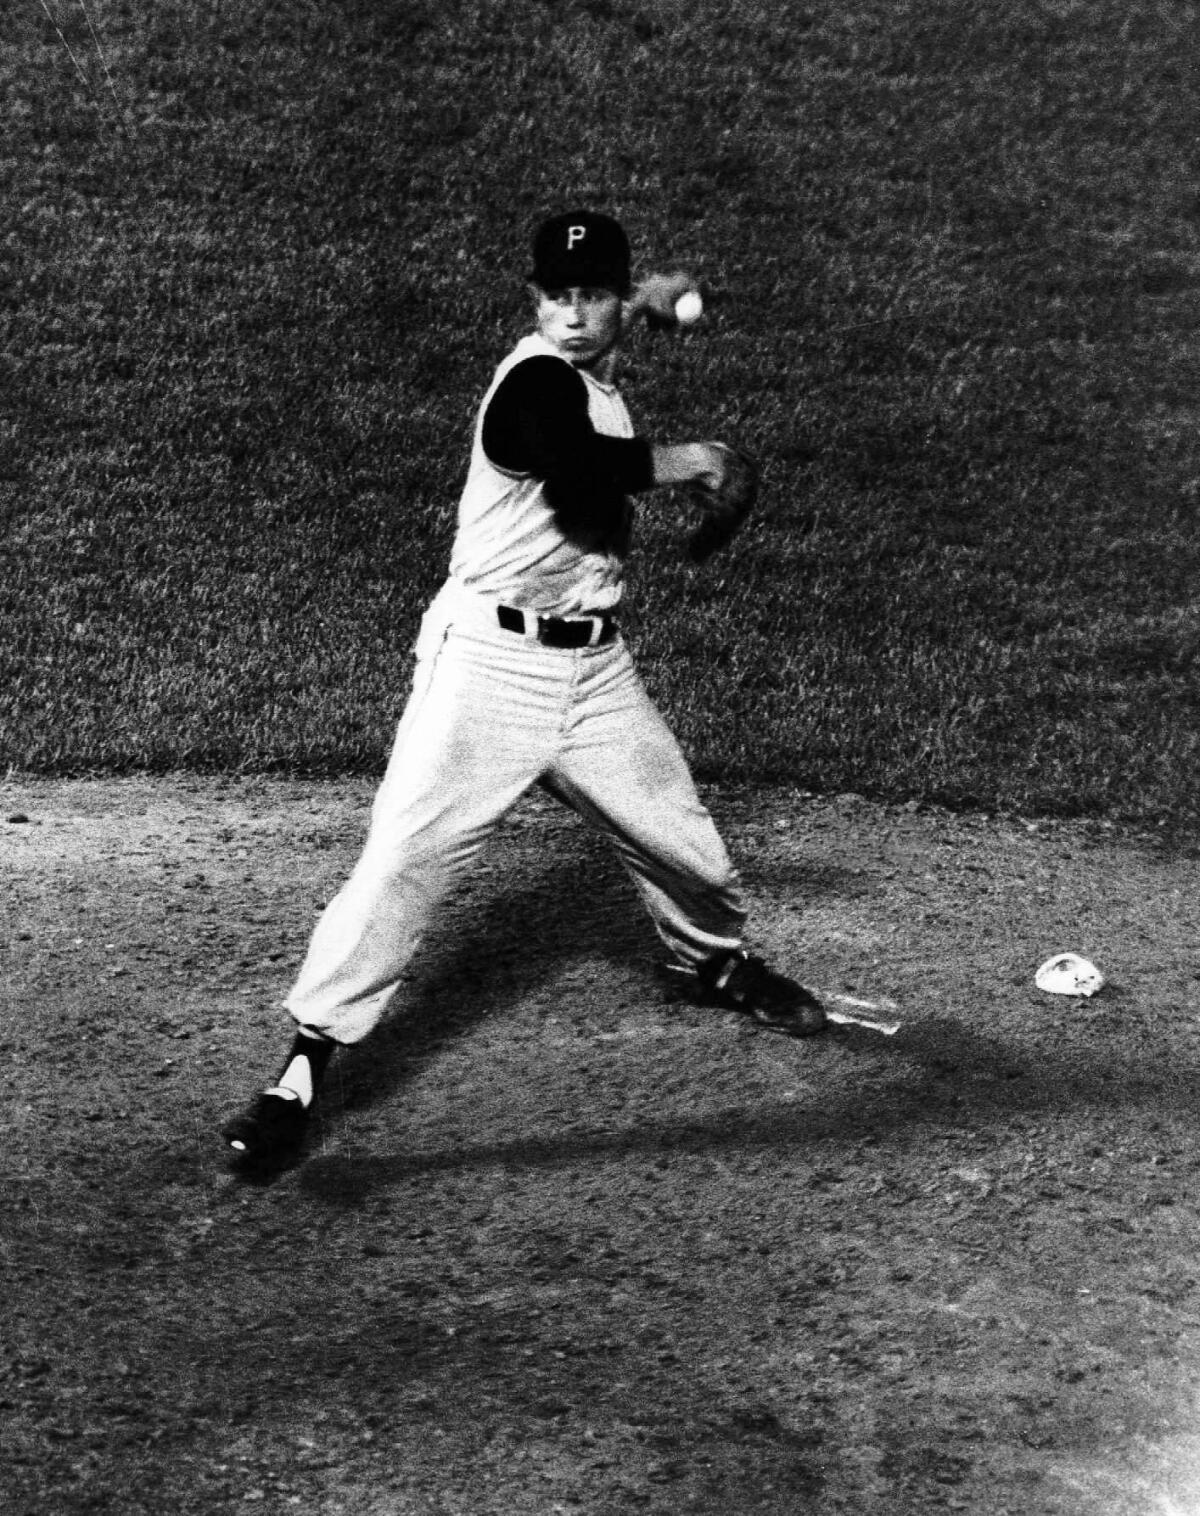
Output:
(285, 578), (748, 1044)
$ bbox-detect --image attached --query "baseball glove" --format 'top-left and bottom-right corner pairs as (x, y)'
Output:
(685, 443), (759, 563)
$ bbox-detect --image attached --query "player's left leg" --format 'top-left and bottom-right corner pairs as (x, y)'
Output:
(545, 644), (826, 1037)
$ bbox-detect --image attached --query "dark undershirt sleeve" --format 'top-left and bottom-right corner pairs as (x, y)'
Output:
(481, 356), (655, 539)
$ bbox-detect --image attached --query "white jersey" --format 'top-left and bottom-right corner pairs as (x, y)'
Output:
(449, 334), (633, 616)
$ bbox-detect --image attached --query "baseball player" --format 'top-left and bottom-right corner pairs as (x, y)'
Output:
(221, 209), (827, 1170)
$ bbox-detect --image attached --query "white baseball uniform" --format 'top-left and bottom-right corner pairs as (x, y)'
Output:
(285, 334), (747, 1044)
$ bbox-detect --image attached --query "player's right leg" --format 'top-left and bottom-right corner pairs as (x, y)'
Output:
(219, 1025), (334, 1165)
(220, 594), (563, 1168)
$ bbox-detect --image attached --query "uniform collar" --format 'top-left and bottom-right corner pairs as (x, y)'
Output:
(518, 332), (620, 391)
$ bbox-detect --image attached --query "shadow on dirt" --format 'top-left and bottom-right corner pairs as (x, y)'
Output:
(296, 1008), (1200, 1206)
(296, 1018), (1200, 1206)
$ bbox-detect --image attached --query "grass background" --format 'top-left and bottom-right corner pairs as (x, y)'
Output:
(3, 0), (1199, 824)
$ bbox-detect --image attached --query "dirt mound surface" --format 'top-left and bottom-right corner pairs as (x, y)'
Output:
(4, 777), (1199, 1514)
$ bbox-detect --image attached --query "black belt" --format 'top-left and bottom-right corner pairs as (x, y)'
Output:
(497, 604), (619, 648)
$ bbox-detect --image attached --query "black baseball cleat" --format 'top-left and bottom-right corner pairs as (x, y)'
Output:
(221, 1089), (310, 1169)
(688, 949), (828, 1037)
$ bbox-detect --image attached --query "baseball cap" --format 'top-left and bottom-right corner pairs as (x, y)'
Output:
(530, 210), (632, 295)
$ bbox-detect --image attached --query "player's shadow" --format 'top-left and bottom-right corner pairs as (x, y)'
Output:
(297, 1000), (1200, 1203)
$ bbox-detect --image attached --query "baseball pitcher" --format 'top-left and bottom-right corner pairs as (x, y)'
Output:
(222, 210), (826, 1170)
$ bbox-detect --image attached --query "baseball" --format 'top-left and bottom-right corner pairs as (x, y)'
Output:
(674, 289), (703, 326)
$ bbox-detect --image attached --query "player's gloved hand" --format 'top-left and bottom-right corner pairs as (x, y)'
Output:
(626, 271), (698, 328)
(685, 443), (760, 563)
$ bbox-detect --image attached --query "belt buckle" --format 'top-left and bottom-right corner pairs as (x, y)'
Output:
(542, 612), (599, 648)
(497, 603), (612, 647)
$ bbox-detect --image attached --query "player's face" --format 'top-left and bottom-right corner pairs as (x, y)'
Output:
(532, 284), (624, 367)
